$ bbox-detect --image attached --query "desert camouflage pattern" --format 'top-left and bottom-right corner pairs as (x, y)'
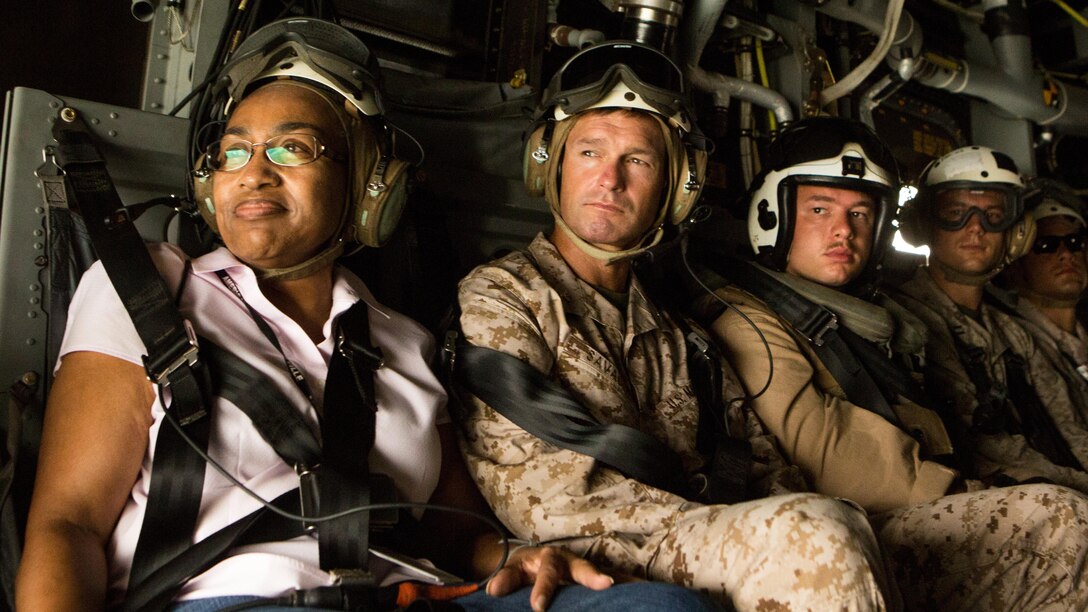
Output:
(871, 483), (1088, 610)
(1012, 297), (1088, 465)
(704, 276), (1088, 609)
(457, 234), (892, 610)
(893, 269), (1088, 492)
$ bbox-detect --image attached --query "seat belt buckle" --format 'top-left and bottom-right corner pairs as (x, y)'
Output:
(142, 320), (200, 386)
(686, 331), (710, 356)
(297, 463), (321, 534)
(441, 329), (459, 371)
(797, 309), (839, 347)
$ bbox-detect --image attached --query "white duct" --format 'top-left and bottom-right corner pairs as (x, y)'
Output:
(681, 0), (794, 125)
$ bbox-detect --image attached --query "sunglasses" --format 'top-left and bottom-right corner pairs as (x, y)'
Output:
(1032, 232), (1087, 254)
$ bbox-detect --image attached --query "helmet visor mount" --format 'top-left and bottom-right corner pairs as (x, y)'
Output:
(546, 42), (690, 131)
(764, 120), (898, 181)
(932, 183), (1022, 233)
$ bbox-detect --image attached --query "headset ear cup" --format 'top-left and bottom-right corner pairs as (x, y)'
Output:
(192, 153), (220, 234)
(352, 157), (411, 248)
(668, 146), (708, 225)
(1004, 210), (1037, 264)
(523, 123), (550, 197)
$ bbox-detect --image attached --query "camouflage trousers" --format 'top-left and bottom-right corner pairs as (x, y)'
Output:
(576, 493), (894, 611)
(871, 483), (1088, 611)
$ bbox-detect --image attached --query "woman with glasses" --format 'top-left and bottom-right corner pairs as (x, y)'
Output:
(16, 18), (718, 612)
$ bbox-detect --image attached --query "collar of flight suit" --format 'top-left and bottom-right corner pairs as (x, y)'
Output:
(527, 233), (665, 339)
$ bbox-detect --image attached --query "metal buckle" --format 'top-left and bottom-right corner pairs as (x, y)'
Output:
(798, 309), (839, 347)
(142, 319), (199, 385)
(337, 333), (385, 370)
(296, 463), (320, 534)
(329, 568), (377, 588)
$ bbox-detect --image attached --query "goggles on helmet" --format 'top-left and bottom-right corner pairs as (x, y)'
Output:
(931, 184), (1022, 233)
(1032, 232), (1087, 254)
(220, 19), (383, 117)
(544, 41), (691, 132)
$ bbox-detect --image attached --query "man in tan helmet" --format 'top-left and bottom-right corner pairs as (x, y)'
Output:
(892, 147), (1088, 493)
(455, 41), (894, 610)
(1002, 180), (1088, 470)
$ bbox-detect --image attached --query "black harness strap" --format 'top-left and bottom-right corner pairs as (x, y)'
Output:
(452, 341), (691, 498)
(684, 325), (751, 505)
(51, 111), (213, 591)
(119, 491), (305, 612)
(317, 302), (384, 575)
(1003, 353), (1084, 470)
(727, 261), (902, 426)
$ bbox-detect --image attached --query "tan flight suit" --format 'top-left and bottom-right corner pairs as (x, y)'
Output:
(702, 265), (1088, 611)
(457, 235), (892, 611)
(893, 268), (1088, 492)
(1012, 297), (1088, 466)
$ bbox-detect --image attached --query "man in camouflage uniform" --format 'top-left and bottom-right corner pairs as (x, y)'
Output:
(456, 43), (893, 610)
(698, 119), (1088, 611)
(1003, 181), (1088, 468)
(893, 146), (1088, 492)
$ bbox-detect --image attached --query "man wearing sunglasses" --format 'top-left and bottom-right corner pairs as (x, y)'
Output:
(892, 147), (1088, 495)
(696, 119), (1088, 611)
(455, 43), (895, 610)
(1002, 182), (1088, 471)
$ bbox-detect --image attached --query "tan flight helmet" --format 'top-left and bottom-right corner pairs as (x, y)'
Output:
(192, 18), (413, 280)
(523, 40), (708, 264)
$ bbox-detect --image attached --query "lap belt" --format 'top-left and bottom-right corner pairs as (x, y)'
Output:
(726, 260), (903, 426)
(52, 107), (392, 609)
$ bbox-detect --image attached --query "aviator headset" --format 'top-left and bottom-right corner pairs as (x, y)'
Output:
(899, 146), (1034, 282)
(192, 18), (412, 279)
(523, 41), (708, 263)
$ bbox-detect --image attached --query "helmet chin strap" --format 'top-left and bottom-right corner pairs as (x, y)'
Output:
(1018, 286), (1081, 309)
(552, 213), (664, 265)
(251, 239), (347, 282)
(931, 257), (1001, 286)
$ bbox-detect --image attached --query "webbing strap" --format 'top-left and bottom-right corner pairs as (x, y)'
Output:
(455, 343), (689, 497)
(319, 301), (381, 572)
(727, 261), (902, 426)
(119, 491), (304, 612)
(1002, 353), (1084, 470)
(50, 111), (213, 592)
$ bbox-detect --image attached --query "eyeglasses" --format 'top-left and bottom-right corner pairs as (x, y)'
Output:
(1032, 232), (1087, 254)
(205, 134), (346, 172)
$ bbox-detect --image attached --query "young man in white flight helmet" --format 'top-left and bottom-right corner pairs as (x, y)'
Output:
(892, 146), (1088, 493)
(455, 42), (896, 610)
(696, 118), (1088, 611)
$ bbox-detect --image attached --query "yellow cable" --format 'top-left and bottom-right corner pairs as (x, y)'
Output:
(755, 39), (777, 131)
(1051, 0), (1088, 28)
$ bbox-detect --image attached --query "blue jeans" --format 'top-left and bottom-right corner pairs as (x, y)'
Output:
(168, 582), (721, 611)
